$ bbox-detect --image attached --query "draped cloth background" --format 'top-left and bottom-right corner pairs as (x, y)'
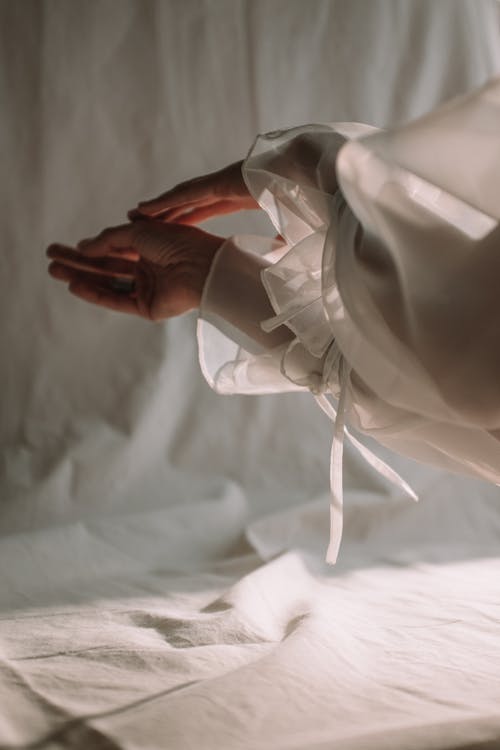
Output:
(2, 2), (500, 748)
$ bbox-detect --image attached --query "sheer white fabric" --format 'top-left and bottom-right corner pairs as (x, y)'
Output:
(198, 78), (500, 561)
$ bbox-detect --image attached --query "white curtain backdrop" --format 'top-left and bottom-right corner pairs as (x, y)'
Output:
(2, 0), (499, 536)
(2, 3), (500, 749)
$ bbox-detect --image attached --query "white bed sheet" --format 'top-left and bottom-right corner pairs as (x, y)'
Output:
(2, 1), (500, 748)
(2, 470), (500, 750)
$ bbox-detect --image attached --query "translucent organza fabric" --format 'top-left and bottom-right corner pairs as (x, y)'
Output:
(198, 77), (500, 561)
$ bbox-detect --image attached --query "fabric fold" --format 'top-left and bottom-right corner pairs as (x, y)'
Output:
(198, 79), (500, 561)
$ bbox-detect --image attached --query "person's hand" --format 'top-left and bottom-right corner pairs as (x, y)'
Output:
(128, 161), (259, 225)
(46, 221), (223, 320)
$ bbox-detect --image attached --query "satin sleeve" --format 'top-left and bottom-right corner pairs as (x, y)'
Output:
(197, 123), (359, 395)
(197, 80), (500, 488)
(329, 78), (500, 484)
(197, 234), (305, 395)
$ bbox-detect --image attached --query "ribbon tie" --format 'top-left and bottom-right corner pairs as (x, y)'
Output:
(262, 304), (418, 563)
(315, 340), (418, 563)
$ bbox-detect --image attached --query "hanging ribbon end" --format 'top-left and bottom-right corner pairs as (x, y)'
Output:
(325, 542), (340, 565)
(400, 481), (419, 503)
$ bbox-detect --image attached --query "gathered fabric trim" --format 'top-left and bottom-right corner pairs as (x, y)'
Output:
(261, 278), (418, 563)
(240, 123), (425, 561)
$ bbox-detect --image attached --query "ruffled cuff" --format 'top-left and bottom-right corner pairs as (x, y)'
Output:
(197, 235), (307, 395)
(197, 124), (359, 397)
(196, 122), (420, 565)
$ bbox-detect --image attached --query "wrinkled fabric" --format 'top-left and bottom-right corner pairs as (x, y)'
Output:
(5, 1), (500, 748)
(198, 79), (500, 561)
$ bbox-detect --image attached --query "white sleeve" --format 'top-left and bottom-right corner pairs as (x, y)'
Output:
(197, 83), (500, 490)
(197, 85), (500, 566)
(327, 79), (500, 485)
(199, 236), (292, 354)
(197, 234), (304, 395)
(197, 123), (355, 396)
(334, 77), (500, 430)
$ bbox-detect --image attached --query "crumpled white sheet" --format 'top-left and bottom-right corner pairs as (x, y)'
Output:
(2, 469), (500, 750)
(2, 1), (500, 748)
(199, 83), (500, 563)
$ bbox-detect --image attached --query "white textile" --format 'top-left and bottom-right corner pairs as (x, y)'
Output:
(199, 80), (500, 562)
(4, 2), (500, 749)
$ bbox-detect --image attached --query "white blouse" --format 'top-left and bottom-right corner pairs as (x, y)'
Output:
(198, 77), (500, 562)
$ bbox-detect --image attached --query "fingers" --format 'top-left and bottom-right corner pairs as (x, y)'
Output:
(48, 258), (134, 292)
(68, 278), (139, 315)
(48, 260), (75, 283)
(48, 221), (199, 280)
(168, 200), (247, 225)
(49, 261), (139, 315)
(75, 224), (136, 257)
(137, 199), (238, 226)
(128, 161), (256, 223)
(130, 197), (257, 225)
(46, 244), (136, 278)
(73, 220), (177, 263)
(127, 209), (144, 221)
(132, 196), (214, 223)
(131, 177), (211, 218)
(108, 247), (140, 261)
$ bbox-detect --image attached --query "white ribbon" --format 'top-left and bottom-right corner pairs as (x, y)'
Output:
(315, 341), (418, 563)
(262, 306), (418, 563)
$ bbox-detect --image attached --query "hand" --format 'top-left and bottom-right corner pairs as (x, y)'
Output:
(128, 161), (259, 225)
(47, 221), (223, 321)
